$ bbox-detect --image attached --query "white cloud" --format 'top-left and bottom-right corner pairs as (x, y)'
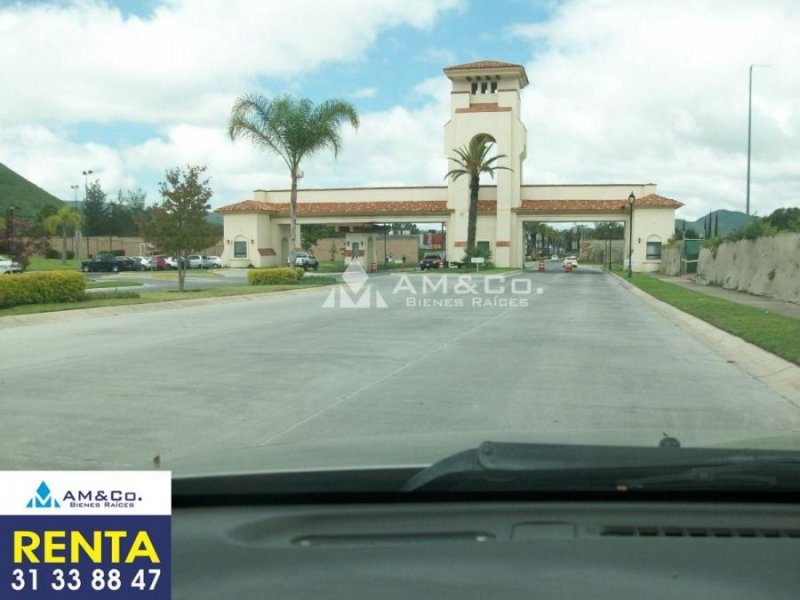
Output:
(0, 0), (457, 125)
(513, 0), (800, 219)
(3, 0), (798, 223)
(350, 87), (378, 99)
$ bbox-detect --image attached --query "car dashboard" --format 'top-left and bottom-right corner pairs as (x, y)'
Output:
(172, 498), (800, 599)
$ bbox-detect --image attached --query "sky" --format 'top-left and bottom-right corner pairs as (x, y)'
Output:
(0, 0), (797, 221)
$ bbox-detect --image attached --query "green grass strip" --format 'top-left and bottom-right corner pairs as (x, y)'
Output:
(86, 280), (143, 289)
(0, 278), (337, 317)
(623, 273), (800, 365)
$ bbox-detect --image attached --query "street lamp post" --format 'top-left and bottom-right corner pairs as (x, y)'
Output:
(70, 184), (79, 258)
(81, 170), (93, 260)
(627, 192), (635, 279)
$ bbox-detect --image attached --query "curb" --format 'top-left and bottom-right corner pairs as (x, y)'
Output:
(610, 272), (800, 407)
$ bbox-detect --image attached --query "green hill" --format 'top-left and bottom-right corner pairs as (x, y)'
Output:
(675, 209), (757, 238)
(0, 162), (64, 220)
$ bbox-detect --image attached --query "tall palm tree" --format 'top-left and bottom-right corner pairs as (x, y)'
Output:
(228, 94), (359, 267)
(44, 206), (81, 263)
(445, 134), (510, 252)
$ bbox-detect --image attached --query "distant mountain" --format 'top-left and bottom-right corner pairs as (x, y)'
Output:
(0, 162), (64, 219)
(675, 209), (757, 238)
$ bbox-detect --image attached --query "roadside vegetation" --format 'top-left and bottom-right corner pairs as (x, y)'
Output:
(620, 272), (800, 365)
(700, 207), (800, 251)
(0, 277), (337, 317)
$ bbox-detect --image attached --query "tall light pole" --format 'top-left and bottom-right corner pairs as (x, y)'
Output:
(81, 170), (93, 260)
(746, 64), (769, 216)
(70, 184), (79, 258)
(627, 192), (635, 279)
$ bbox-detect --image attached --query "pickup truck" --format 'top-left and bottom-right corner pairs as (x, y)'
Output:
(80, 254), (142, 273)
(0, 254), (24, 274)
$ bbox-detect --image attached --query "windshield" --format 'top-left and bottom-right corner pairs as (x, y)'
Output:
(1, 1), (799, 496)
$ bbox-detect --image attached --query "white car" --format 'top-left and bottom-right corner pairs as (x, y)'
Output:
(165, 256), (188, 269)
(0, 254), (24, 274)
(288, 252), (319, 270)
(563, 256), (579, 268)
(203, 256), (222, 268)
(131, 255), (155, 269)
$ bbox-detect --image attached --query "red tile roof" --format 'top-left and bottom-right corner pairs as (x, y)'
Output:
(515, 194), (683, 213)
(217, 200), (451, 217)
(218, 194), (681, 217)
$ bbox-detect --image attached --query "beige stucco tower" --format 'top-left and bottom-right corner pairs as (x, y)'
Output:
(443, 60), (529, 267)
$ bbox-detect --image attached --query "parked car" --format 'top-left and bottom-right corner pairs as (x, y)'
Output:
(153, 255), (167, 270)
(563, 256), (579, 268)
(0, 254), (24, 274)
(188, 255), (204, 269)
(289, 252), (319, 270)
(132, 255), (155, 270)
(165, 256), (189, 269)
(203, 256), (222, 268)
(419, 253), (446, 270)
(81, 254), (142, 273)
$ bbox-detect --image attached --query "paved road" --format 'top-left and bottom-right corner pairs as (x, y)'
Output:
(2, 267), (799, 470)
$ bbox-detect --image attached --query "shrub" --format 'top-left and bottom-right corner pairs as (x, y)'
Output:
(248, 267), (305, 285)
(0, 271), (86, 308)
(44, 248), (76, 260)
(726, 219), (776, 242)
(461, 246), (494, 269)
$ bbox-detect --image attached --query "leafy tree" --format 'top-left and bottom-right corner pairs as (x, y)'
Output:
(229, 94), (359, 267)
(138, 165), (217, 291)
(109, 188), (147, 237)
(44, 206), (81, 263)
(389, 222), (419, 234)
(765, 207), (800, 232)
(684, 227), (700, 239)
(445, 134), (510, 253)
(82, 181), (108, 236)
(36, 204), (58, 224)
(301, 223), (343, 251)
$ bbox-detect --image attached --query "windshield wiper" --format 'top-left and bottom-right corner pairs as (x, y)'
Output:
(617, 462), (800, 491)
(403, 440), (800, 493)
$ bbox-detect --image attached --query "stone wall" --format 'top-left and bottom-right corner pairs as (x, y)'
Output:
(658, 246), (681, 276)
(697, 232), (800, 304)
(578, 239), (625, 264)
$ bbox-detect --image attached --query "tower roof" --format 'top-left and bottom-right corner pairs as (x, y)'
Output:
(444, 60), (529, 88)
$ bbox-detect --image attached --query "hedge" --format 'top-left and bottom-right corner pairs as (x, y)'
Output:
(0, 271), (86, 308)
(248, 267), (305, 285)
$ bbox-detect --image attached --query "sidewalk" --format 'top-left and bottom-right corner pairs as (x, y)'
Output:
(648, 273), (800, 320)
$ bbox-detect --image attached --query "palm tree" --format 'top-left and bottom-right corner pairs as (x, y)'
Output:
(445, 134), (510, 252)
(228, 94), (359, 267)
(44, 206), (81, 263)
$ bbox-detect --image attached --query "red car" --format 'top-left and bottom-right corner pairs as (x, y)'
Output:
(153, 255), (168, 270)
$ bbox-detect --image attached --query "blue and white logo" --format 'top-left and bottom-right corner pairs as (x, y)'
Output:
(26, 480), (61, 508)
